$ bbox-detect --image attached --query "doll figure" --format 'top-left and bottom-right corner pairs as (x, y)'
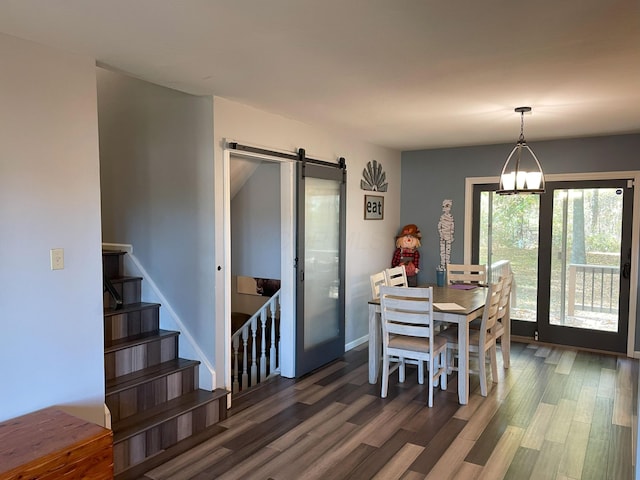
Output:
(391, 224), (422, 286)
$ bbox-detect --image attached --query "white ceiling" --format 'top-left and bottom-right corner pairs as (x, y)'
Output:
(1, 0), (639, 151)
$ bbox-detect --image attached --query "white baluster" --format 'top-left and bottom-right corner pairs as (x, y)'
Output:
(232, 334), (239, 394)
(270, 295), (278, 372)
(242, 326), (249, 390)
(260, 309), (267, 381)
(250, 317), (258, 385)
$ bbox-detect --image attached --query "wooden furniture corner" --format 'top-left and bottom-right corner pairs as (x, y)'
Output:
(0, 406), (113, 479)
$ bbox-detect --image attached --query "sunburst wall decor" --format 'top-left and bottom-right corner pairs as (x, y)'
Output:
(360, 160), (388, 192)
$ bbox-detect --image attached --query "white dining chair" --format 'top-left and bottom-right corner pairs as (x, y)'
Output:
(370, 271), (387, 300)
(384, 265), (408, 287)
(469, 273), (513, 369)
(446, 263), (487, 285)
(373, 270), (425, 383)
(379, 285), (447, 407)
(495, 273), (514, 368)
(440, 279), (503, 396)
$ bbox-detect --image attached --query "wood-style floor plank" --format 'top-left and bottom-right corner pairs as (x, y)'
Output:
(372, 442), (424, 480)
(557, 420), (590, 479)
(480, 425), (525, 479)
(136, 342), (637, 480)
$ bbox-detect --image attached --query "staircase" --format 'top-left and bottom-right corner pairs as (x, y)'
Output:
(103, 250), (228, 479)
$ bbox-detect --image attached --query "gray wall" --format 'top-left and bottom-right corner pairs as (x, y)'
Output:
(0, 33), (105, 424)
(401, 133), (640, 349)
(97, 68), (217, 364)
(231, 161), (281, 279)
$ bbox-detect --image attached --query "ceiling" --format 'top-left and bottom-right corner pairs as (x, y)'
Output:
(1, 0), (639, 151)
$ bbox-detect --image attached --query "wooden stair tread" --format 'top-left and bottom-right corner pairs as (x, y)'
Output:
(113, 389), (228, 443)
(103, 301), (160, 316)
(106, 358), (200, 394)
(113, 422), (227, 480)
(105, 275), (142, 283)
(104, 329), (178, 353)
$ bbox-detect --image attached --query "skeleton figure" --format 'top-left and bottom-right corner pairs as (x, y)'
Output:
(438, 199), (454, 269)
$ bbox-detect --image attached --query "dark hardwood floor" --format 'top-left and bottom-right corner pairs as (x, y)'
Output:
(137, 341), (637, 479)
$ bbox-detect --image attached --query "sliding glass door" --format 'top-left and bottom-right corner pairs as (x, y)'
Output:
(473, 178), (633, 353)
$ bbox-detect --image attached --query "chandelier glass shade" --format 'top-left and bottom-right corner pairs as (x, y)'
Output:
(497, 107), (545, 195)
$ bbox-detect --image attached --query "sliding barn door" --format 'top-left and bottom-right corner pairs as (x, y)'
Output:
(295, 160), (346, 376)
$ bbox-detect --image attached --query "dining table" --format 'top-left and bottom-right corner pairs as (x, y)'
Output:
(368, 283), (494, 405)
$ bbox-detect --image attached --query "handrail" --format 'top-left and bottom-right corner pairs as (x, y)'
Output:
(231, 290), (281, 394)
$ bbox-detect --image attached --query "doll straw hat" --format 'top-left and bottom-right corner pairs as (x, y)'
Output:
(396, 224), (422, 239)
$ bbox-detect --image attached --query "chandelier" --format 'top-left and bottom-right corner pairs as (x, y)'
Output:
(497, 106), (545, 195)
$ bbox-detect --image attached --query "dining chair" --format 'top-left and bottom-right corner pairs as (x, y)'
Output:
(379, 285), (447, 407)
(384, 265), (408, 287)
(374, 270), (425, 383)
(446, 263), (487, 285)
(440, 279), (503, 396)
(495, 273), (514, 368)
(370, 271), (387, 300)
(469, 273), (514, 368)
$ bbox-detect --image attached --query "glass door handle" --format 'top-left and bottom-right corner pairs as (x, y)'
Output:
(622, 262), (631, 279)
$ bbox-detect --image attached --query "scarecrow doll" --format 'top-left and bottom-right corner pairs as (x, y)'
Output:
(391, 224), (422, 286)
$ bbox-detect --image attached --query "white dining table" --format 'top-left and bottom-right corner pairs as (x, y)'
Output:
(368, 284), (488, 405)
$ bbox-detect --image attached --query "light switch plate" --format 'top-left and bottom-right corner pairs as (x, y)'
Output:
(50, 248), (64, 270)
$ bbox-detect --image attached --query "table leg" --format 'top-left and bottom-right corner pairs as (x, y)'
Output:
(368, 304), (380, 384)
(458, 321), (469, 404)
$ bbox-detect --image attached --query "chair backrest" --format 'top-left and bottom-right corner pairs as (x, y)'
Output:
(370, 271), (387, 300)
(446, 264), (487, 285)
(479, 280), (504, 339)
(379, 285), (435, 341)
(384, 265), (408, 287)
(497, 273), (513, 322)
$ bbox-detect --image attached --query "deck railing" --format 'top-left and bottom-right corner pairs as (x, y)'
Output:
(231, 290), (281, 394)
(568, 264), (619, 315)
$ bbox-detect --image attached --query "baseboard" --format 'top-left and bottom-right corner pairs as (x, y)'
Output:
(345, 334), (368, 352)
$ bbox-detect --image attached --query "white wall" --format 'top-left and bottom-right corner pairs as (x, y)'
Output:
(0, 33), (104, 425)
(231, 161), (281, 279)
(213, 96), (402, 379)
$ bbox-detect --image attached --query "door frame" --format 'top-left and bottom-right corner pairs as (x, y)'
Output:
(218, 146), (297, 406)
(464, 171), (640, 357)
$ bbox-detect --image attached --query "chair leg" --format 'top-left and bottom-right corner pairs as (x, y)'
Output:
(439, 351), (447, 391)
(381, 357), (390, 398)
(478, 350), (488, 396)
(490, 345), (498, 384)
(428, 359), (434, 408)
(446, 347), (454, 375)
(418, 360), (424, 385)
(399, 358), (406, 383)
(501, 337), (511, 369)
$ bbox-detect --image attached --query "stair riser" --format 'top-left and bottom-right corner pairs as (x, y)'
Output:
(104, 308), (160, 343)
(104, 279), (142, 309)
(113, 399), (224, 475)
(103, 252), (124, 279)
(106, 366), (200, 423)
(105, 337), (178, 381)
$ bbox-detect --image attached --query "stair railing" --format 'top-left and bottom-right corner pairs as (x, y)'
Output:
(231, 290), (281, 394)
(103, 274), (123, 310)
